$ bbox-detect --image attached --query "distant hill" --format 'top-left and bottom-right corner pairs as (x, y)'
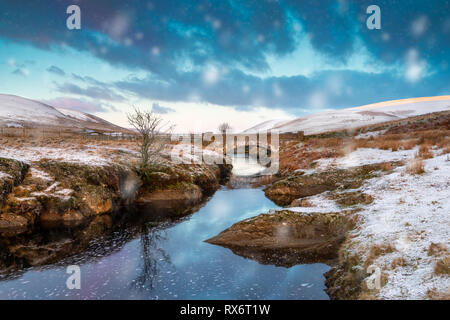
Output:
(0, 94), (129, 133)
(244, 96), (450, 135)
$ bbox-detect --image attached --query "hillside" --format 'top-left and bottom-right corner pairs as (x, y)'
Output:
(244, 96), (450, 135)
(0, 94), (128, 132)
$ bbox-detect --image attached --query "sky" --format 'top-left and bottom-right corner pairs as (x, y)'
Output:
(0, 0), (449, 132)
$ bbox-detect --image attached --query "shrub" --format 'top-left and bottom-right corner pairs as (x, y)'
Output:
(364, 243), (396, 268)
(400, 139), (418, 150)
(434, 257), (450, 275)
(406, 158), (425, 175)
(391, 257), (408, 269)
(428, 243), (448, 256)
(418, 145), (434, 159)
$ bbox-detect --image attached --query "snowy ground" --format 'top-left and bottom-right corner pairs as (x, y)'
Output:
(353, 151), (450, 299)
(0, 138), (223, 169)
(315, 147), (417, 170)
(280, 145), (449, 299)
(0, 144), (112, 166)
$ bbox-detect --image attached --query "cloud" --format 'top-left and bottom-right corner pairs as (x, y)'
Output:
(11, 68), (28, 77)
(55, 82), (125, 102)
(1, 0), (448, 72)
(117, 67), (450, 114)
(46, 65), (65, 76)
(71, 73), (107, 86)
(1, 0), (449, 116)
(151, 102), (175, 114)
(8, 59), (33, 77)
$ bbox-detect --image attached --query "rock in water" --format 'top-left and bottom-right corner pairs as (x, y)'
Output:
(205, 210), (357, 267)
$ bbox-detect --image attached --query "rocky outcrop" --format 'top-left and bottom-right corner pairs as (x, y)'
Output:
(205, 210), (358, 267)
(0, 157), (231, 276)
(0, 158), (29, 209)
(136, 183), (203, 215)
(264, 162), (402, 206)
(0, 158), (231, 237)
(0, 214), (136, 275)
(135, 162), (230, 212)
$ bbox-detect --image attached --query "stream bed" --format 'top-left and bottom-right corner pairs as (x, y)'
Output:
(0, 158), (330, 300)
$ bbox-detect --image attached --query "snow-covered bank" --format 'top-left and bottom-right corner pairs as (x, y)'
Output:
(269, 142), (449, 299)
(351, 152), (450, 299)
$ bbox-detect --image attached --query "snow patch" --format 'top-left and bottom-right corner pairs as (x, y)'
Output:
(245, 97), (450, 134)
(351, 153), (450, 299)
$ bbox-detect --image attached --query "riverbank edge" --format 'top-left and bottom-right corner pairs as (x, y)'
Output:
(207, 161), (413, 300)
(0, 157), (232, 238)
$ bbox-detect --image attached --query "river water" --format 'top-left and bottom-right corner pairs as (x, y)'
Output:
(0, 158), (330, 300)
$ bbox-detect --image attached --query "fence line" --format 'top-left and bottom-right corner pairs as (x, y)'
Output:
(0, 127), (305, 142)
(0, 127), (139, 141)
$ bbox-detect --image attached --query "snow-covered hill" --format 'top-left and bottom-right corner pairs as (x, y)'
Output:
(243, 119), (291, 133)
(0, 94), (126, 132)
(244, 96), (450, 134)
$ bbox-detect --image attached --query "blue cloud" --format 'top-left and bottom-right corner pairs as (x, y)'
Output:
(0, 0), (449, 113)
(152, 102), (175, 114)
(46, 65), (65, 76)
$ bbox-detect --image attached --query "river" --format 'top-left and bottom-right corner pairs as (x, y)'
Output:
(0, 158), (330, 300)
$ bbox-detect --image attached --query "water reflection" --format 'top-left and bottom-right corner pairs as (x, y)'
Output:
(132, 225), (172, 290)
(231, 156), (266, 176)
(0, 188), (330, 300)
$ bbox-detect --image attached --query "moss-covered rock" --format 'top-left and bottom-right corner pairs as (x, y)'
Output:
(0, 158), (29, 209)
(205, 209), (358, 267)
(264, 162), (400, 206)
(136, 182), (203, 215)
(0, 155), (230, 240)
(329, 191), (374, 207)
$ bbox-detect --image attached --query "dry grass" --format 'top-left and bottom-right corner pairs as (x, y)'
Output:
(434, 256), (450, 275)
(278, 138), (345, 173)
(427, 288), (450, 300)
(351, 127), (449, 153)
(275, 115), (449, 175)
(436, 136), (450, 149)
(364, 243), (396, 268)
(380, 140), (400, 151)
(391, 257), (408, 269)
(428, 243), (448, 257)
(418, 144), (434, 159)
(406, 158), (425, 175)
(381, 162), (393, 171)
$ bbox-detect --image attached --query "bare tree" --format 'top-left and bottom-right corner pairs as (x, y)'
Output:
(218, 122), (232, 134)
(127, 107), (172, 170)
